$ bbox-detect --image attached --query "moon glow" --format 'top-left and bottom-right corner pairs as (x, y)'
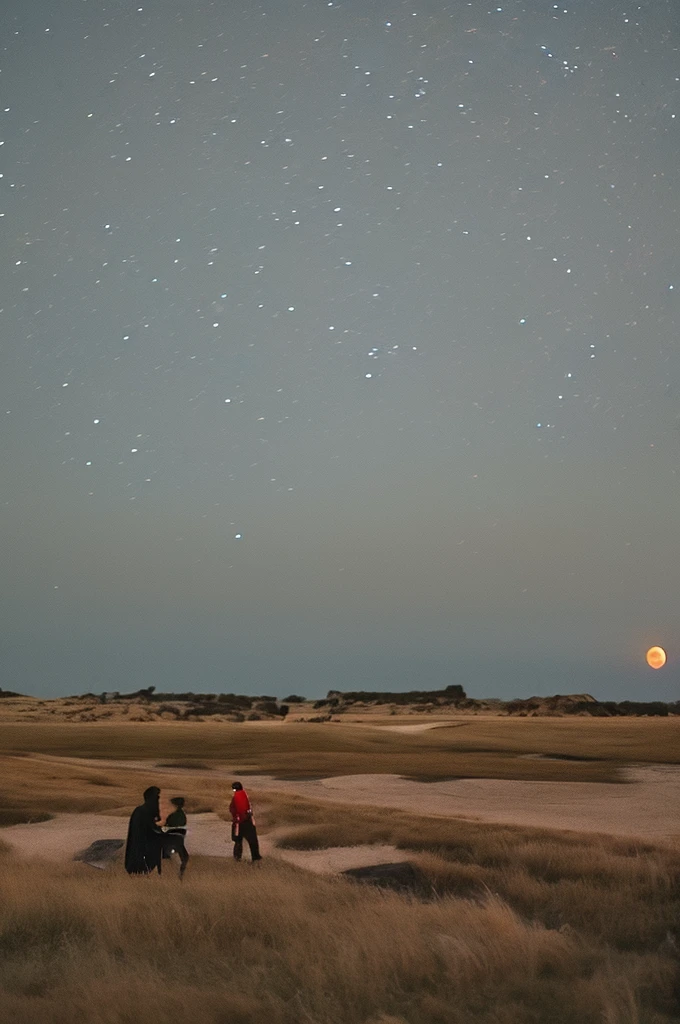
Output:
(646, 646), (667, 669)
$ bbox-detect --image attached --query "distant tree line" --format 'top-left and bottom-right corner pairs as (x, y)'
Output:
(89, 687), (290, 718)
(20, 684), (680, 718)
(315, 684), (467, 708)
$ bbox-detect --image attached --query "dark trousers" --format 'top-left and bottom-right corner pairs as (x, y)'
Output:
(163, 834), (189, 873)
(232, 817), (261, 862)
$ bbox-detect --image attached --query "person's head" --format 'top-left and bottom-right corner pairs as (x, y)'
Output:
(142, 786), (160, 811)
(170, 796), (185, 809)
(231, 781), (243, 792)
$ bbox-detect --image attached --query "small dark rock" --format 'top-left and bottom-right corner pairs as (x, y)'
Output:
(342, 861), (422, 894)
(74, 839), (124, 869)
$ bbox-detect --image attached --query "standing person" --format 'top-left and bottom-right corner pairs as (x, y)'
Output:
(125, 786), (164, 875)
(162, 796), (190, 879)
(229, 781), (262, 863)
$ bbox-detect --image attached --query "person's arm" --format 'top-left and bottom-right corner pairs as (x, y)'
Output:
(145, 809), (164, 834)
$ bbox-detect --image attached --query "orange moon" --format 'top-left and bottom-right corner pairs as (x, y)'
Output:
(646, 646), (667, 669)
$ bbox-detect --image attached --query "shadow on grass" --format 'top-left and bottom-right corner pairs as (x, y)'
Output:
(155, 762), (214, 770)
(0, 810), (54, 826)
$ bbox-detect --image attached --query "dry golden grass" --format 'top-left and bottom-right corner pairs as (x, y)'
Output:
(428, 715), (680, 764)
(1, 742), (679, 1021)
(265, 792), (680, 953)
(155, 760), (214, 770)
(0, 755), (234, 825)
(2, 717), (675, 783)
(0, 848), (677, 1024)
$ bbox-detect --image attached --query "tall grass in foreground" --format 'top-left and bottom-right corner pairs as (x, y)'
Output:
(0, 846), (677, 1024)
(266, 794), (680, 955)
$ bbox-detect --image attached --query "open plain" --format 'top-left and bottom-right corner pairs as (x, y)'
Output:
(0, 704), (679, 1023)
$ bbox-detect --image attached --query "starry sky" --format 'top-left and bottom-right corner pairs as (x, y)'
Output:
(1, 0), (678, 701)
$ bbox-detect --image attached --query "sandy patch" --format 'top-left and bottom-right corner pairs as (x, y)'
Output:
(378, 723), (448, 734)
(280, 844), (409, 874)
(2, 813), (131, 862)
(4, 755), (679, 848)
(0, 811), (409, 875)
(304, 771), (680, 843)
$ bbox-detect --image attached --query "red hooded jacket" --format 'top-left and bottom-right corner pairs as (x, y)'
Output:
(229, 789), (252, 823)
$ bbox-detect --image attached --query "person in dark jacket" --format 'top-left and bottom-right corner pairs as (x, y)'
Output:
(125, 786), (164, 875)
(162, 796), (189, 878)
(229, 782), (261, 863)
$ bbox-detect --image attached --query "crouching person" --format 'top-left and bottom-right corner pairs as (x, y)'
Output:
(229, 782), (262, 863)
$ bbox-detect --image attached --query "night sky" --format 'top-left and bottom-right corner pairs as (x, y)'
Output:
(1, 0), (678, 700)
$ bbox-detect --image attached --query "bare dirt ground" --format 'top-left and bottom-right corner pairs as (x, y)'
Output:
(2, 754), (679, 870)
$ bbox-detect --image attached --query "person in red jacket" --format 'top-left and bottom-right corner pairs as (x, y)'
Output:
(229, 781), (262, 863)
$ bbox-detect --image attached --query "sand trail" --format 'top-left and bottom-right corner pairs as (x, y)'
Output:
(0, 810), (408, 874)
(26, 753), (680, 841)
(2, 756), (679, 863)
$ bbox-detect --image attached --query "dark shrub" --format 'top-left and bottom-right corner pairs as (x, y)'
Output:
(255, 701), (280, 715)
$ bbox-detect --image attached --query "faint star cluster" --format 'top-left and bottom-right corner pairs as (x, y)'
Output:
(0, 0), (678, 697)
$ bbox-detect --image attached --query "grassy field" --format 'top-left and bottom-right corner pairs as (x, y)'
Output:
(0, 754), (234, 825)
(426, 716), (680, 763)
(1, 730), (679, 1022)
(266, 792), (680, 952)
(1, 716), (679, 786)
(0, 803), (678, 1023)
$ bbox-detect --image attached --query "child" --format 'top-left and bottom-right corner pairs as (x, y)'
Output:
(162, 796), (189, 878)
